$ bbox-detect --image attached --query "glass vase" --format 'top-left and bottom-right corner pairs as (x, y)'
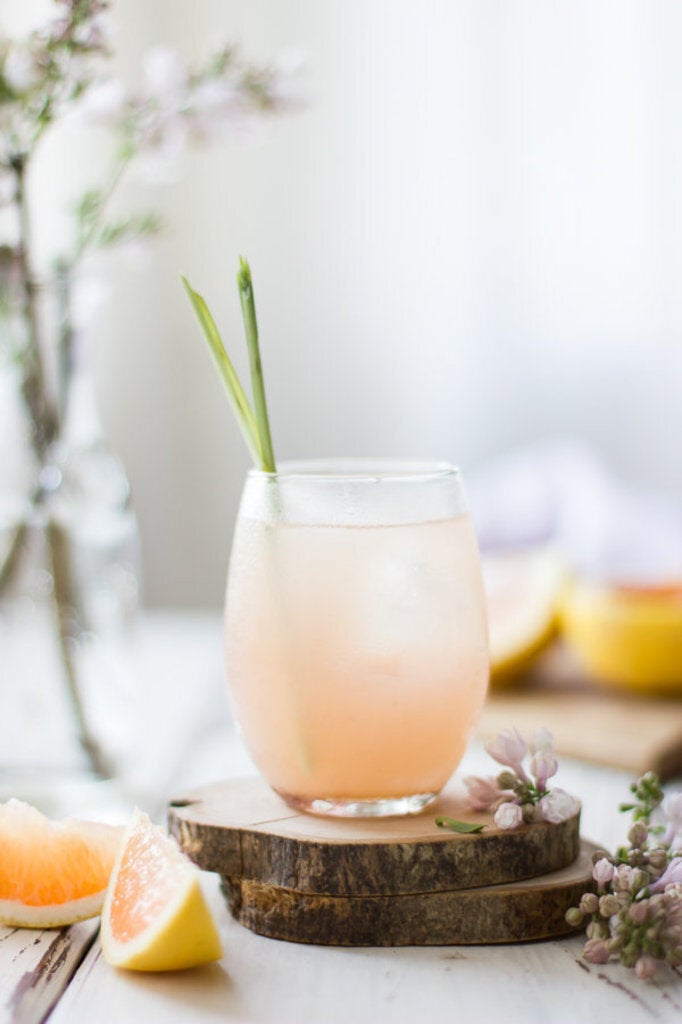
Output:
(0, 271), (140, 810)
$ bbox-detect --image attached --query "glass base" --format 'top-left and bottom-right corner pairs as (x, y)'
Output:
(276, 790), (437, 818)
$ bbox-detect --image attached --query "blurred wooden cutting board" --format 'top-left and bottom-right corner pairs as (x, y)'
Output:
(477, 644), (682, 781)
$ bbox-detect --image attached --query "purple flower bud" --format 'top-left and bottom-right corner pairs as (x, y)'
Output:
(635, 954), (658, 980)
(3, 46), (40, 94)
(648, 894), (666, 914)
(521, 803), (536, 823)
(586, 920), (610, 940)
(628, 900), (650, 925)
(143, 46), (188, 98)
(583, 938), (610, 964)
(496, 770), (518, 791)
(599, 894), (621, 917)
(565, 907), (584, 928)
(647, 848), (669, 871)
(612, 864), (634, 892)
(649, 857), (682, 894)
(628, 822), (648, 848)
(78, 79), (127, 127)
(463, 775), (500, 811)
(630, 869), (648, 893)
(538, 788), (580, 824)
(529, 749), (558, 792)
(666, 886), (682, 909)
(529, 727), (554, 755)
(580, 893), (599, 915)
(493, 801), (523, 830)
(485, 729), (528, 780)
(662, 792), (682, 848)
(592, 858), (615, 887)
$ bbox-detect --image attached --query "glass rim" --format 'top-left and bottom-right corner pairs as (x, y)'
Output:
(247, 458), (461, 483)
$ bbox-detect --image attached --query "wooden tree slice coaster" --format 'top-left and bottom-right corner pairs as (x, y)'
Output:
(220, 841), (597, 947)
(168, 776), (581, 897)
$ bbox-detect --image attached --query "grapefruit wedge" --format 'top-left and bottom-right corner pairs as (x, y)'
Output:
(560, 580), (682, 694)
(0, 799), (123, 928)
(484, 547), (565, 684)
(101, 808), (222, 972)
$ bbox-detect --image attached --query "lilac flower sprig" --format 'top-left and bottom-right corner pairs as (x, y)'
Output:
(566, 771), (682, 981)
(462, 728), (580, 830)
(0, 1), (299, 454)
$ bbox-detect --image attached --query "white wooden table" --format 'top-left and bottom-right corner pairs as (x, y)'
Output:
(1, 612), (681, 1024)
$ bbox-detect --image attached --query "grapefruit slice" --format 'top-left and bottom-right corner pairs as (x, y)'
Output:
(560, 580), (682, 693)
(101, 808), (222, 971)
(483, 546), (564, 684)
(0, 799), (123, 928)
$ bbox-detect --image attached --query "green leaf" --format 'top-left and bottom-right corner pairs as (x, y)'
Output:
(237, 256), (276, 472)
(435, 816), (485, 834)
(75, 189), (102, 225)
(97, 212), (162, 248)
(181, 276), (263, 468)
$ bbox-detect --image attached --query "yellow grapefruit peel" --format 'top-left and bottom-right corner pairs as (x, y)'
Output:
(100, 808), (222, 972)
(560, 580), (682, 694)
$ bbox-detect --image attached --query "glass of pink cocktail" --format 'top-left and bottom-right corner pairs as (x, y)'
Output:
(224, 458), (489, 817)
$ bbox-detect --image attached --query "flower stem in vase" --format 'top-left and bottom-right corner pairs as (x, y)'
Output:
(12, 157), (58, 456)
(6, 160), (110, 780)
(0, 520), (29, 593)
(45, 519), (111, 779)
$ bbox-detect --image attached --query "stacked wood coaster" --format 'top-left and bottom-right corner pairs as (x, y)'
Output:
(168, 777), (594, 947)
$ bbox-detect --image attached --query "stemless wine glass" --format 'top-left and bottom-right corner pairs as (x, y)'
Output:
(224, 459), (489, 817)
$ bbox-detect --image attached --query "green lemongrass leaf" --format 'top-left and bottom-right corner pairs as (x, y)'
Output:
(435, 816), (485, 834)
(237, 257), (276, 473)
(182, 276), (263, 467)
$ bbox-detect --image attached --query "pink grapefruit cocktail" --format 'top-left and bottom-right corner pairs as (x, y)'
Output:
(225, 460), (489, 816)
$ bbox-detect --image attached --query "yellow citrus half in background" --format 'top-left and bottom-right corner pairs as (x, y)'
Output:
(483, 546), (565, 684)
(0, 799), (123, 928)
(560, 580), (682, 694)
(101, 808), (222, 972)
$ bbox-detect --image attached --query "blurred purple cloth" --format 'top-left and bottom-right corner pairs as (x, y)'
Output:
(467, 438), (682, 584)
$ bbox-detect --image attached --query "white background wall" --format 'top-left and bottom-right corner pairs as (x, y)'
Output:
(7, 1), (682, 605)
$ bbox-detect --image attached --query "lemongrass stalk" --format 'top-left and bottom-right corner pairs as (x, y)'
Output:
(183, 264), (310, 772)
(182, 276), (264, 467)
(237, 258), (276, 473)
